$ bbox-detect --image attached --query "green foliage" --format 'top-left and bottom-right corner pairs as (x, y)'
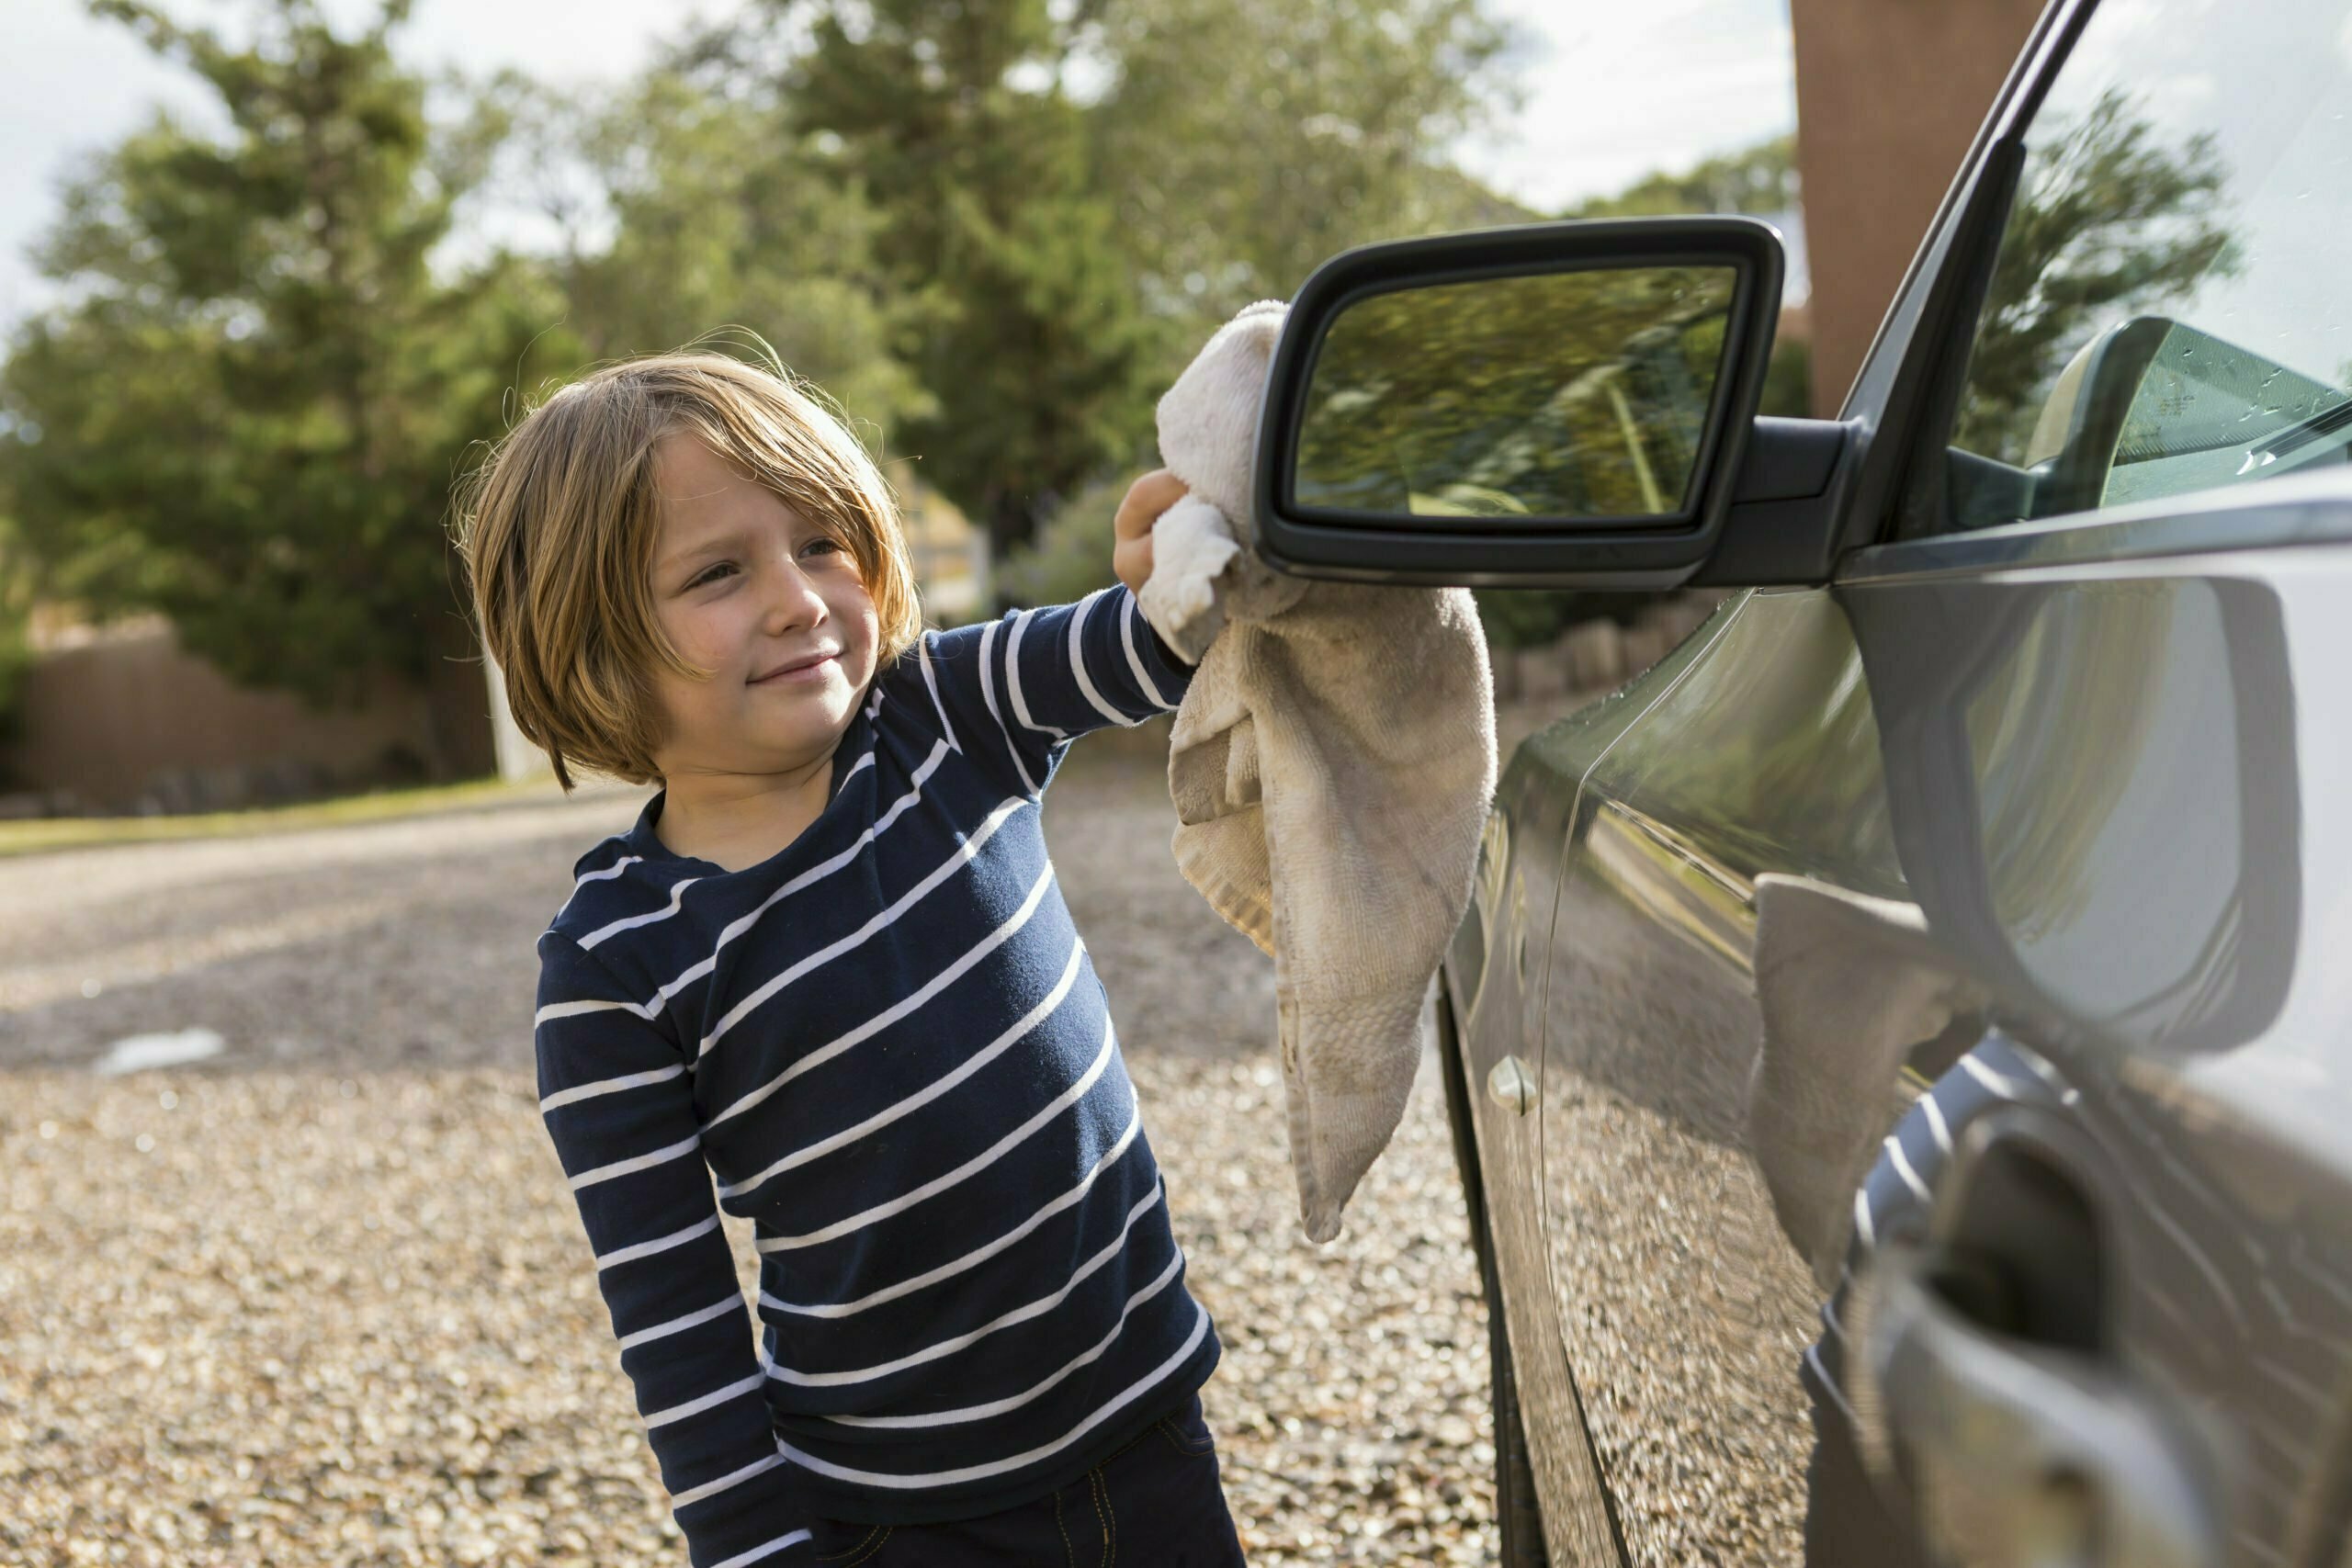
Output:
(1953, 88), (2237, 460)
(1087, 0), (1528, 319)
(1567, 133), (1799, 220)
(992, 475), (1125, 611)
(1472, 586), (1653, 650)
(0, 515), (40, 759)
(710, 0), (1159, 555)
(1296, 267), (1736, 518)
(516, 68), (932, 434)
(1, 0), (572, 710)
(1758, 333), (1811, 420)
(702, 0), (1529, 555)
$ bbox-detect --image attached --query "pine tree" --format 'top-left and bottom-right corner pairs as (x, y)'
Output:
(1, 0), (571, 773)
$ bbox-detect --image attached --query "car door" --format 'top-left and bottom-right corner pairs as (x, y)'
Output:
(1531, 0), (2352, 1562)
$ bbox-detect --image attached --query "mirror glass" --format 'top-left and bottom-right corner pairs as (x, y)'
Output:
(1292, 265), (1740, 522)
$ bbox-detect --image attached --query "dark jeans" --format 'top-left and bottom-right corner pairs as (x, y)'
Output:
(805, 1392), (1249, 1566)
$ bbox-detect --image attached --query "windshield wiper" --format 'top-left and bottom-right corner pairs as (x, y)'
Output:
(2244, 394), (2352, 469)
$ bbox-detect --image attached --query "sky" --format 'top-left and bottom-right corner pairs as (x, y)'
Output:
(0, 0), (1800, 328)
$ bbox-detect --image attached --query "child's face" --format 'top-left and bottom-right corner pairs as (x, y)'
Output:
(643, 433), (880, 783)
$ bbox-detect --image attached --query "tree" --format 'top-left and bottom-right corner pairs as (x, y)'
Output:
(0, 515), (41, 766)
(1085, 0), (1530, 326)
(498, 67), (932, 435)
(1567, 133), (1800, 220)
(0, 0), (569, 773)
(700, 0), (1530, 557)
(690, 0), (1158, 557)
(1952, 88), (2236, 460)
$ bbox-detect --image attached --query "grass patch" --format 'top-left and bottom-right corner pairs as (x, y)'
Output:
(0, 773), (594, 859)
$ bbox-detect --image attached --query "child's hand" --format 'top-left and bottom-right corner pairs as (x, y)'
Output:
(1113, 469), (1189, 598)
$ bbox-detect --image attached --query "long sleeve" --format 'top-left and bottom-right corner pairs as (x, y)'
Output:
(534, 931), (811, 1568)
(912, 582), (1199, 799)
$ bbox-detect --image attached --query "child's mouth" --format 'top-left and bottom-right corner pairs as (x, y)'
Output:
(750, 654), (838, 685)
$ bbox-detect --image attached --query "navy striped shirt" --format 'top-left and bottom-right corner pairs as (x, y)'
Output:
(534, 583), (1221, 1567)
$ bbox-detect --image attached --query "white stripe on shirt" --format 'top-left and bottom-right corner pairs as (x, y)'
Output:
(707, 863), (1063, 1141)
(554, 853), (641, 923)
(570, 1133), (700, 1192)
(619, 1293), (742, 1350)
(1068, 588), (1135, 728)
(822, 1245), (1185, 1428)
(771, 1302), (1209, 1489)
(541, 1062), (685, 1113)
(1884, 1134), (1933, 1205)
(759, 1103), (1142, 1319)
(713, 927), (1080, 1190)
(1921, 1093), (1955, 1156)
(670, 1452), (786, 1509)
(1960, 1051), (2030, 1100)
(758, 1014), (1119, 1250)
(917, 635), (962, 752)
(644, 1370), (765, 1429)
(699, 795), (1030, 1057)
(579, 874), (707, 951)
(597, 1214), (720, 1271)
(1118, 591), (1176, 712)
(1004, 608), (1069, 739)
(977, 619), (1038, 796)
(708, 1531), (813, 1568)
(765, 1180), (1164, 1388)
(536, 995), (662, 1028)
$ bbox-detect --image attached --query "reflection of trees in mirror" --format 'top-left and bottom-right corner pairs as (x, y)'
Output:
(1953, 87), (2238, 463)
(1295, 266), (1737, 521)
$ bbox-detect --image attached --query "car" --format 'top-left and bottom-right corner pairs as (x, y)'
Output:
(1247, 0), (2352, 1561)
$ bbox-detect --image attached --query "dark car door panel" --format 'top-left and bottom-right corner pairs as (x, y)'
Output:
(1532, 587), (1911, 1563)
(1447, 602), (1750, 1563)
(1514, 508), (2352, 1564)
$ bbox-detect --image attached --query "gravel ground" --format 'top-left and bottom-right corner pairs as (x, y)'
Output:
(0, 719), (1529, 1566)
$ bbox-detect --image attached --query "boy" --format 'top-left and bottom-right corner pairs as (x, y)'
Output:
(458, 352), (1249, 1566)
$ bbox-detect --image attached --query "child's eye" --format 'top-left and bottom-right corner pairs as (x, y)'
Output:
(805, 537), (845, 558)
(689, 561), (738, 589)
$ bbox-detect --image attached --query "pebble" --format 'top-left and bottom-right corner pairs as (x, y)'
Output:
(0, 1062), (1497, 1564)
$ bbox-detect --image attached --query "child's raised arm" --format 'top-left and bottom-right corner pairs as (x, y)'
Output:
(910, 473), (1202, 798)
(534, 931), (812, 1568)
(915, 581), (1196, 799)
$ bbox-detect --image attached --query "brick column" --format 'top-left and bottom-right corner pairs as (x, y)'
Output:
(1791, 0), (2045, 416)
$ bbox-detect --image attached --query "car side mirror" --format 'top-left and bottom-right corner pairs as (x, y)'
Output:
(1253, 216), (1827, 588)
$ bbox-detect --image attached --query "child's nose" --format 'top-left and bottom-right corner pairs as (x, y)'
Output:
(761, 558), (828, 628)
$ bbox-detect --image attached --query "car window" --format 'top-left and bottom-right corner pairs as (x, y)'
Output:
(1928, 0), (2352, 535)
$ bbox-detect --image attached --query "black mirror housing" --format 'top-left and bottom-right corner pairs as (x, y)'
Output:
(1253, 215), (1787, 588)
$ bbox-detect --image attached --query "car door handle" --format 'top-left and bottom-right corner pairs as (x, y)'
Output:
(1855, 1243), (2222, 1568)
(1486, 1055), (1537, 1115)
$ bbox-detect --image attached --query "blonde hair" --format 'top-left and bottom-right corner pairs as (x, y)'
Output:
(454, 350), (923, 791)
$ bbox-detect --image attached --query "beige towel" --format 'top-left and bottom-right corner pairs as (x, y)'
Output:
(1137, 300), (1498, 1243)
